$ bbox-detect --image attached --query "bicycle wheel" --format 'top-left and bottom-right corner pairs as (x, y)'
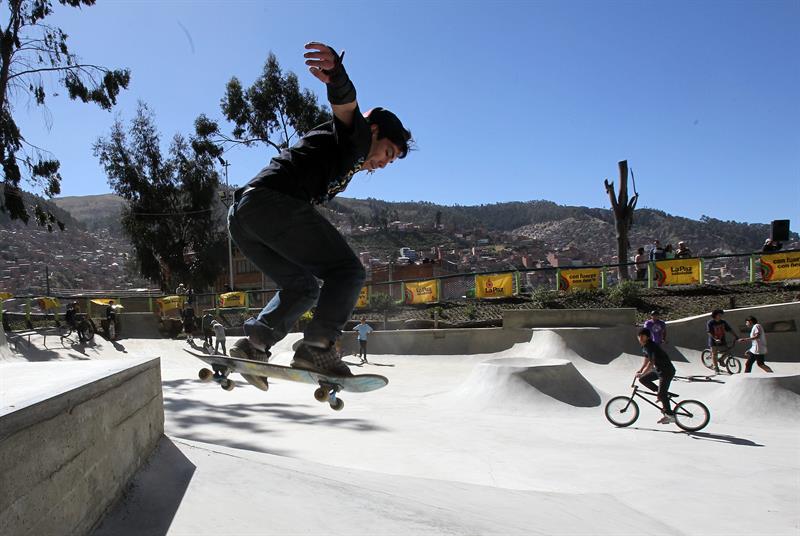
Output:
(673, 399), (710, 432)
(725, 356), (742, 375)
(605, 396), (640, 427)
(700, 349), (714, 369)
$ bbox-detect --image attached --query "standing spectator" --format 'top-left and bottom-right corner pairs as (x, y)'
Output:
(649, 240), (666, 261)
(634, 247), (647, 281)
(181, 303), (196, 343)
(674, 241), (692, 259)
(353, 317), (374, 364)
(762, 238), (782, 252)
(186, 287), (195, 306)
(106, 300), (118, 340)
(706, 309), (738, 374)
(212, 320), (227, 355)
(644, 310), (667, 345)
(201, 311), (215, 349)
(738, 316), (773, 373)
(664, 244), (675, 259)
(176, 283), (187, 296)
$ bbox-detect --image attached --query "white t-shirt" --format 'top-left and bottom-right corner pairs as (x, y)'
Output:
(749, 324), (767, 355)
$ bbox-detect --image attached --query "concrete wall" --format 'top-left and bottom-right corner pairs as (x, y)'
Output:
(336, 327), (533, 356)
(503, 308), (637, 328)
(0, 358), (164, 536)
(119, 312), (162, 339)
(666, 302), (800, 362)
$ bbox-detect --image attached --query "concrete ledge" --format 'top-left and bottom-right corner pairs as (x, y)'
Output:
(0, 358), (164, 536)
(335, 327), (533, 355)
(503, 308), (637, 328)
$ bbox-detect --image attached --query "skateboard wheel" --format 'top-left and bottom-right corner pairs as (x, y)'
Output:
(314, 387), (328, 402)
(199, 368), (213, 382)
(330, 399), (344, 411)
(221, 379), (235, 391)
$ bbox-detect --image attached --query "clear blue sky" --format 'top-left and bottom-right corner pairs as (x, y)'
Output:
(15, 0), (800, 225)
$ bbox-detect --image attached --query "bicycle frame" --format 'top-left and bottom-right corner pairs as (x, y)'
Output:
(623, 377), (669, 413)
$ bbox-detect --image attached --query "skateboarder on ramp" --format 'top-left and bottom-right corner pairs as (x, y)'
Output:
(226, 41), (413, 390)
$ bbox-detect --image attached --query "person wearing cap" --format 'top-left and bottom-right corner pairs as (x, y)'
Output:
(675, 241), (692, 259)
(738, 316), (773, 373)
(226, 41), (413, 389)
(644, 311), (667, 345)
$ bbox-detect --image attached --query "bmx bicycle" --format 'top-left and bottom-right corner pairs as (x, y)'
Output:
(60, 314), (96, 344)
(605, 376), (710, 432)
(701, 342), (741, 374)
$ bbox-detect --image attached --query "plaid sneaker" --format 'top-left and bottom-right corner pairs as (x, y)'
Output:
(291, 341), (353, 377)
(229, 338), (271, 391)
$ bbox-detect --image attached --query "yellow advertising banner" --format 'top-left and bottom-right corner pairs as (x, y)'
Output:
(156, 295), (182, 315)
(355, 286), (370, 308)
(35, 297), (60, 310)
(761, 251), (800, 282)
(0, 292), (12, 301)
(559, 268), (601, 290)
(219, 291), (247, 308)
(654, 259), (702, 287)
(404, 280), (438, 304)
(475, 273), (514, 298)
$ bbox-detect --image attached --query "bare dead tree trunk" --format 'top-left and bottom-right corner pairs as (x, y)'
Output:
(604, 160), (639, 280)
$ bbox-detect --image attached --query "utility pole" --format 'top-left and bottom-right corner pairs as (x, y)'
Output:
(45, 265), (50, 296)
(218, 157), (235, 291)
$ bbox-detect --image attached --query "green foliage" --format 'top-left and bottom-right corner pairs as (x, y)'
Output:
(530, 287), (557, 308)
(94, 103), (226, 290)
(370, 293), (397, 312)
(196, 52), (330, 154)
(608, 280), (642, 307)
(465, 303), (478, 320)
(0, 0), (130, 227)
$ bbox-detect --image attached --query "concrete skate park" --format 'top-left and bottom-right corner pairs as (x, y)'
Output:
(1, 303), (799, 536)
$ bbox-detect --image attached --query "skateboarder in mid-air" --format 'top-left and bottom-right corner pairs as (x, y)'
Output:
(228, 41), (412, 390)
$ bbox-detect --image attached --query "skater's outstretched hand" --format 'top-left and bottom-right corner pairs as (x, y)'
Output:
(304, 42), (342, 84)
(304, 41), (358, 127)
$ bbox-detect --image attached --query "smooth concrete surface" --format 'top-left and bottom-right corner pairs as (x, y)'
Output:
(0, 358), (164, 536)
(335, 327), (533, 355)
(666, 302), (800, 362)
(503, 308), (637, 328)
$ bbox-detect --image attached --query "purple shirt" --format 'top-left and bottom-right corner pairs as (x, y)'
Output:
(644, 319), (667, 344)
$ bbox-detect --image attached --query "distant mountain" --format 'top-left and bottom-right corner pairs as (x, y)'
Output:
(4, 190), (796, 295)
(52, 193), (126, 232)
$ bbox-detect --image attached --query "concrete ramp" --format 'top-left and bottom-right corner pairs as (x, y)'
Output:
(447, 357), (602, 413)
(707, 374), (800, 424)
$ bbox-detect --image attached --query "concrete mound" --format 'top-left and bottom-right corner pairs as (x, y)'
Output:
(707, 374), (800, 423)
(448, 357), (602, 413)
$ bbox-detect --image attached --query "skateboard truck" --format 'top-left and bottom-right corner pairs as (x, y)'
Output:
(313, 382), (345, 411)
(198, 365), (235, 391)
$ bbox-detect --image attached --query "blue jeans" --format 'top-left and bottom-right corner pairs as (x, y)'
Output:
(228, 187), (366, 350)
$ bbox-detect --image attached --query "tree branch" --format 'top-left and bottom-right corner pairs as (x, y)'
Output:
(7, 62), (111, 80)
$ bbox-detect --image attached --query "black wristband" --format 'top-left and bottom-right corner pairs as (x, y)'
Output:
(324, 47), (357, 105)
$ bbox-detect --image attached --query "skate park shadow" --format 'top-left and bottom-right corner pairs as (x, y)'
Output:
(161, 379), (389, 453)
(92, 436), (195, 536)
(110, 340), (128, 353)
(629, 427), (764, 447)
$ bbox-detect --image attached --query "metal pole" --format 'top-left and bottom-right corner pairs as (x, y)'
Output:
(45, 265), (50, 296)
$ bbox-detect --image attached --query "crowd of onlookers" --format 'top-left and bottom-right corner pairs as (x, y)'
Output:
(632, 237), (785, 281)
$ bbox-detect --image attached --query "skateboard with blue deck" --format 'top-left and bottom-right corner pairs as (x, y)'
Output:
(184, 349), (387, 411)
